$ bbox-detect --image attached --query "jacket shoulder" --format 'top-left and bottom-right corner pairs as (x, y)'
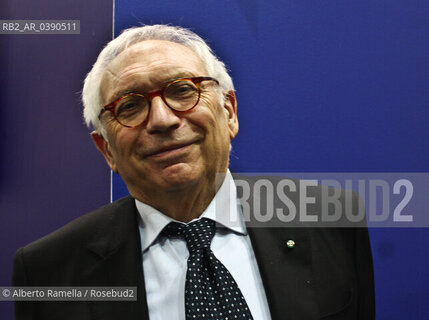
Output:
(16, 196), (136, 262)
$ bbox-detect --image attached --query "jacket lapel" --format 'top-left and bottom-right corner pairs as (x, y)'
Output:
(236, 175), (319, 320)
(82, 197), (150, 320)
(247, 227), (318, 320)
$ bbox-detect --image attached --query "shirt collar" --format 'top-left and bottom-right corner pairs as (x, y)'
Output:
(135, 170), (247, 253)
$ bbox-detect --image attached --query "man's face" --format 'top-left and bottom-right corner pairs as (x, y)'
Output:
(93, 40), (238, 200)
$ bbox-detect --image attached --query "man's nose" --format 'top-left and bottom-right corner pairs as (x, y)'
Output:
(145, 95), (181, 133)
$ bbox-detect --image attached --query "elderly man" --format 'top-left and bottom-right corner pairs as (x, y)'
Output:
(13, 25), (375, 320)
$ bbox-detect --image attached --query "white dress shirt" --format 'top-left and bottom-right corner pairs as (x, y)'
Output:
(136, 170), (272, 320)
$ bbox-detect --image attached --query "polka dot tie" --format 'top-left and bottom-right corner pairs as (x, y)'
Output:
(162, 218), (254, 320)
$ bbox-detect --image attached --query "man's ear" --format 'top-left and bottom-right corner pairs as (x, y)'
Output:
(223, 90), (239, 139)
(90, 131), (118, 173)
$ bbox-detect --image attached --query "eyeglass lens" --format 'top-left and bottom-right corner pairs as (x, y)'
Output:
(114, 79), (200, 127)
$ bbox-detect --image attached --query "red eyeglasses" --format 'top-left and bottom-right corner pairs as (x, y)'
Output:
(98, 76), (219, 128)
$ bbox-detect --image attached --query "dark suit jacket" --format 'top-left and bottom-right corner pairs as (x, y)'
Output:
(13, 177), (375, 320)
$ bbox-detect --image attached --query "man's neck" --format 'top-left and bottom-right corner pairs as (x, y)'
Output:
(130, 171), (227, 222)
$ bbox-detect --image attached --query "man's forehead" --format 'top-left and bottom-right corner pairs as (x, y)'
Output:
(99, 40), (207, 104)
(107, 40), (203, 73)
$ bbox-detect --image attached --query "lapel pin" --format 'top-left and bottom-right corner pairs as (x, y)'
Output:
(286, 239), (295, 248)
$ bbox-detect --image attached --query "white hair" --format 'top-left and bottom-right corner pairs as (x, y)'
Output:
(82, 24), (234, 136)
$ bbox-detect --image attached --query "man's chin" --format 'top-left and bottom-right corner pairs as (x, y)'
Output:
(158, 163), (202, 191)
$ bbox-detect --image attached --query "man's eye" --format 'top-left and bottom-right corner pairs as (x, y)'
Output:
(177, 85), (193, 92)
(167, 82), (198, 98)
(117, 103), (138, 113)
(115, 97), (146, 118)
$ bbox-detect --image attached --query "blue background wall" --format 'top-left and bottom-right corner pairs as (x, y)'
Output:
(113, 1), (429, 319)
(0, 1), (112, 318)
(1, 0), (428, 319)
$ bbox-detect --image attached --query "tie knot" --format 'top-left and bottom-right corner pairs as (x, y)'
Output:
(162, 218), (216, 252)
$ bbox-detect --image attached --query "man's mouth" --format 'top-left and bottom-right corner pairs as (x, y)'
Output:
(146, 142), (194, 159)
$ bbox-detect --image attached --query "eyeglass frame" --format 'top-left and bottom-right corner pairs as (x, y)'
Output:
(98, 76), (219, 128)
